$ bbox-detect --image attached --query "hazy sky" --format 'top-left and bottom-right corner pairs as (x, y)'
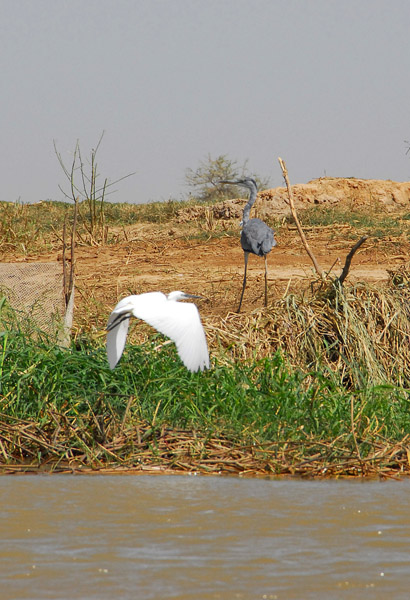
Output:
(2, 0), (410, 204)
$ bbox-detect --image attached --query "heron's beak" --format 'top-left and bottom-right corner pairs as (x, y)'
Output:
(220, 179), (247, 187)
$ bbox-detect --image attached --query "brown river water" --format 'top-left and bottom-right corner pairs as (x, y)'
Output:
(1, 475), (409, 599)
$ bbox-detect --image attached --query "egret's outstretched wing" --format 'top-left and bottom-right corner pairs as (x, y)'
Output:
(106, 295), (142, 369)
(131, 298), (209, 372)
(106, 317), (130, 369)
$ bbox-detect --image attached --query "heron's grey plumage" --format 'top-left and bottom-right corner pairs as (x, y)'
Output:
(241, 218), (275, 256)
(221, 177), (276, 311)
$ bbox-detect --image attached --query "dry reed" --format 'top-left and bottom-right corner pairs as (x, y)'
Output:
(0, 397), (407, 479)
(1, 408), (409, 478)
(205, 270), (410, 388)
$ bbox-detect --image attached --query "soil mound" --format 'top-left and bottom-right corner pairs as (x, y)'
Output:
(177, 177), (410, 223)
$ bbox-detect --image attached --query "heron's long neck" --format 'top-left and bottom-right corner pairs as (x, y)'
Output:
(242, 187), (257, 224)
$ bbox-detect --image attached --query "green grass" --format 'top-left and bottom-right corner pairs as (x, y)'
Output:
(1, 294), (410, 477)
(1, 319), (409, 456)
(294, 205), (410, 239)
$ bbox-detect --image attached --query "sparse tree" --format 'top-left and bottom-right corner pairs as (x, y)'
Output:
(54, 133), (134, 346)
(54, 132), (135, 245)
(185, 154), (270, 203)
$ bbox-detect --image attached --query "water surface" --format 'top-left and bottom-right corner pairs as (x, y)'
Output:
(1, 475), (409, 599)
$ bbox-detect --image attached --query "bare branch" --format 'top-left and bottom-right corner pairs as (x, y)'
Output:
(54, 134), (135, 245)
(54, 140), (83, 202)
(77, 144), (90, 200)
(53, 139), (71, 181)
(278, 157), (324, 279)
(68, 198), (78, 298)
(57, 183), (74, 202)
(59, 197), (78, 347)
(93, 130), (105, 155)
(62, 217), (68, 304)
(70, 143), (80, 203)
(91, 172), (137, 197)
(337, 236), (368, 286)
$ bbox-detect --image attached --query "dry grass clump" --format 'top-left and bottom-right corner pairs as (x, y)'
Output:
(0, 201), (70, 255)
(1, 408), (409, 478)
(206, 270), (410, 388)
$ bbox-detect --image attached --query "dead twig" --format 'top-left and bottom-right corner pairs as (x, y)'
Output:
(350, 395), (363, 466)
(60, 198), (78, 347)
(337, 236), (368, 285)
(278, 157), (324, 279)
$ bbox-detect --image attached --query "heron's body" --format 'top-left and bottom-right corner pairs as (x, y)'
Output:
(106, 291), (209, 373)
(241, 217), (275, 257)
(221, 177), (276, 311)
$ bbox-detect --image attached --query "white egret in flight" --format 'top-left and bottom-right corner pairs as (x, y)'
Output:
(106, 291), (209, 372)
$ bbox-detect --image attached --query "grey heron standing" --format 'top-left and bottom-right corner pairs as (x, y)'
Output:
(221, 177), (276, 312)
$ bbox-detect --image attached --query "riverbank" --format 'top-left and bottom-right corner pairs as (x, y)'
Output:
(1, 303), (409, 478)
(1, 179), (410, 477)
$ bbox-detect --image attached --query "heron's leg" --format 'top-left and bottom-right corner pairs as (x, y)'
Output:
(237, 252), (249, 312)
(264, 254), (268, 307)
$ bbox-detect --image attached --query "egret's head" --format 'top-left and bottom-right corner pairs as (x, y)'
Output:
(167, 291), (203, 302)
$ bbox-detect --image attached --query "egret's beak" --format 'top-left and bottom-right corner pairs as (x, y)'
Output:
(184, 293), (204, 300)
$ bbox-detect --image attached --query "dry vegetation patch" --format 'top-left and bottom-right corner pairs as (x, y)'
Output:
(205, 273), (410, 385)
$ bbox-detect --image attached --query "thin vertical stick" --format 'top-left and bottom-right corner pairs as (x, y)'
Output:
(350, 395), (363, 468)
(68, 198), (78, 298)
(60, 198), (78, 348)
(62, 217), (68, 304)
(278, 157), (324, 279)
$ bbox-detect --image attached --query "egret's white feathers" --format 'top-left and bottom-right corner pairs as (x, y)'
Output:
(106, 291), (209, 372)
(106, 314), (130, 369)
